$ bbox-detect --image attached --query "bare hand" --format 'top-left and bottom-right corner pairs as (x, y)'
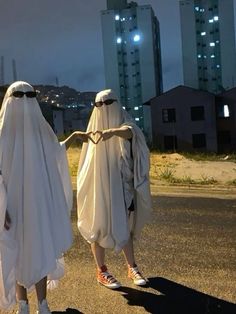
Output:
(101, 129), (115, 141)
(4, 210), (11, 230)
(74, 131), (89, 143)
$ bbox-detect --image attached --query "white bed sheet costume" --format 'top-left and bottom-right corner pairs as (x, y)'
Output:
(77, 89), (151, 253)
(0, 81), (73, 310)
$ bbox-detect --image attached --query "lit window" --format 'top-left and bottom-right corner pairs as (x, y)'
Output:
(210, 54), (215, 58)
(121, 17), (126, 21)
(209, 19), (214, 23)
(216, 64), (220, 68)
(200, 8), (205, 12)
(133, 34), (141, 42)
(135, 117), (140, 121)
(115, 15), (120, 20)
(195, 6), (200, 11)
(224, 105), (230, 117)
(210, 42), (215, 47)
(201, 31), (206, 36)
(122, 106), (126, 109)
(134, 107), (139, 110)
(117, 37), (122, 44)
(197, 54), (202, 58)
(203, 55), (207, 59)
(216, 40), (220, 44)
(214, 16), (219, 21)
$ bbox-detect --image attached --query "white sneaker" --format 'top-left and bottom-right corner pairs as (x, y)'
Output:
(37, 299), (51, 314)
(128, 265), (147, 286)
(16, 300), (29, 314)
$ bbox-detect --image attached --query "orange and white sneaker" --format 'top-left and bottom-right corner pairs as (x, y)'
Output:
(97, 265), (121, 289)
(128, 264), (147, 286)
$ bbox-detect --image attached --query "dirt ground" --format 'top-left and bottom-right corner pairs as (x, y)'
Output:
(150, 153), (236, 185)
(67, 148), (236, 186)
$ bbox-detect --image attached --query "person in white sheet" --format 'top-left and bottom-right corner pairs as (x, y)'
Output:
(77, 89), (152, 289)
(0, 81), (75, 314)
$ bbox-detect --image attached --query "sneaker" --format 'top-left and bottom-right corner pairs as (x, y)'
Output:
(128, 264), (147, 286)
(16, 300), (29, 314)
(97, 265), (121, 289)
(37, 299), (51, 314)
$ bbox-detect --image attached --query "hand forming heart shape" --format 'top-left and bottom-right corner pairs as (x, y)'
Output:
(87, 131), (103, 144)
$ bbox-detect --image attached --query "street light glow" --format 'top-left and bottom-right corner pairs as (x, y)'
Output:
(133, 34), (141, 42)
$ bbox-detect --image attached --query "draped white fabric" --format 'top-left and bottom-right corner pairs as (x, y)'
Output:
(0, 81), (73, 310)
(77, 90), (151, 252)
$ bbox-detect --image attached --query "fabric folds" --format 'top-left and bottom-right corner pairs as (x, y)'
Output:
(0, 81), (73, 310)
(77, 89), (151, 252)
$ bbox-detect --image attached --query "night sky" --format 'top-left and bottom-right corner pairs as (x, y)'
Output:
(0, 0), (235, 92)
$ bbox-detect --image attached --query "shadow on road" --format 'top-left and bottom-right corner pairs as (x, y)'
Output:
(119, 277), (236, 314)
(52, 309), (83, 314)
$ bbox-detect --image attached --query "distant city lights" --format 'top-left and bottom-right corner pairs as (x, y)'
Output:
(115, 15), (120, 21)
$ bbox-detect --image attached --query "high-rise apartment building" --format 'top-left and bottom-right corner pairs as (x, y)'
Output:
(101, 0), (162, 140)
(180, 0), (236, 94)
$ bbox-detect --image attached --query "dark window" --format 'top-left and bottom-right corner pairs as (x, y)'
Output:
(162, 108), (176, 123)
(164, 136), (177, 151)
(191, 106), (205, 121)
(217, 131), (231, 144)
(192, 134), (206, 148)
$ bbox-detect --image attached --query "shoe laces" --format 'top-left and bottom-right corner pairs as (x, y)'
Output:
(99, 271), (118, 284)
(129, 266), (143, 279)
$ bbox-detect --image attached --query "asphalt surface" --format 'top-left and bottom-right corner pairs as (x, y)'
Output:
(8, 188), (236, 314)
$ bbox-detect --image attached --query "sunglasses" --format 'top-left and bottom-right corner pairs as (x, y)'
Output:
(10, 91), (37, 98)
(94, 99), (116, 107)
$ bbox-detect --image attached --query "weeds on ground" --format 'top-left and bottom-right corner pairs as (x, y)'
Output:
(181, 152), (236, 162)
(227, 179), (236, 186)
(199, 175), (218, 185)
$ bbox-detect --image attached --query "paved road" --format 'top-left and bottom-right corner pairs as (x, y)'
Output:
(9, 192), (236, 314)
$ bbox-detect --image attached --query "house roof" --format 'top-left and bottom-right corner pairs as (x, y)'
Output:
(149, 85), (215, 102)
